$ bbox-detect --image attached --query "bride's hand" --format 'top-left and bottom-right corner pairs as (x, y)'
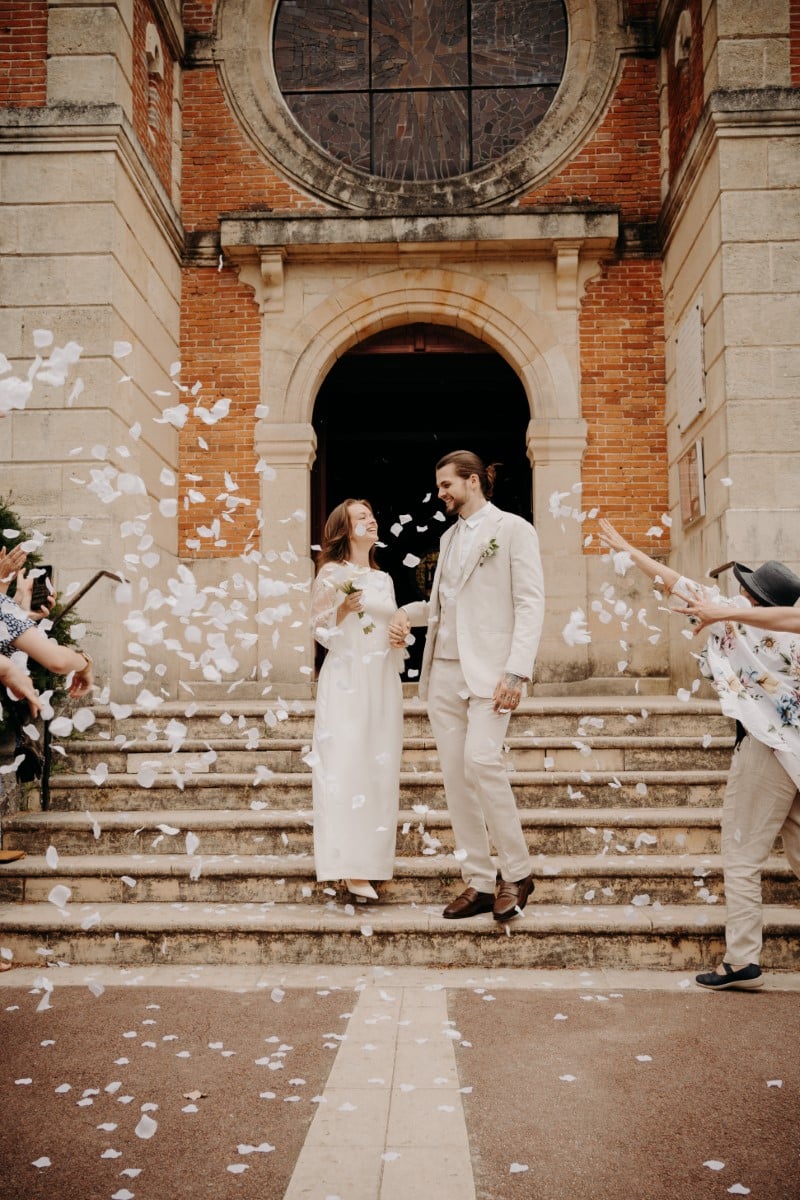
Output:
(673, 596), (731, 634)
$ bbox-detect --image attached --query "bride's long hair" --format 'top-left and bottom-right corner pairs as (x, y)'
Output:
(317, 499), (379, 570)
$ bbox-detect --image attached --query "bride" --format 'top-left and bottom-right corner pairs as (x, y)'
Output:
(309, 499), (404, 901)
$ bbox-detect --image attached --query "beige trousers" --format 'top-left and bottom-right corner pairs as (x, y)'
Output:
(426, 658), (531, 893)
(723, 734), (800, 964)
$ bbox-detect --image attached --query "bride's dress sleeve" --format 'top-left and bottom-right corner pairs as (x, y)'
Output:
(310, 565), (342, 648)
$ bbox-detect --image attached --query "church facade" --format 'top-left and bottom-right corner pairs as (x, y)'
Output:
(1, 1), (798, 699)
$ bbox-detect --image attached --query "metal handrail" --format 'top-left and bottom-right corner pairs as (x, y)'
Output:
(40, 570), (127, 810)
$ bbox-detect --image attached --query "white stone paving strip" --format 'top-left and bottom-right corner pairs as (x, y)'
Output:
(283, 983), (477, 1200)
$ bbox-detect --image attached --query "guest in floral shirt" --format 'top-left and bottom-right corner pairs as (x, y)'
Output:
(598, 519), (800, 993)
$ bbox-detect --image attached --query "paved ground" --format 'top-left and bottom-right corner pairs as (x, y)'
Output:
(1, 965), (798, 1200)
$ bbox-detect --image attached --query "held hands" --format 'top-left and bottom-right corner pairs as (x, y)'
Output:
(493, 672), (524, 713)
(388, 609), (411, 649)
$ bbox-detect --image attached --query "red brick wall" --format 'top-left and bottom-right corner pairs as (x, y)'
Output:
(665, 0), (704, 180)
(182, 68), (323, 232)
(579, 257), (669, 546)
(179, 15), (668, 558)
(520, 56), (661, 224)
(179, 267), (264, 556)
(132, 0), (175, 195)
(0, 0), (47, 107)
(791, 0), (800, 86)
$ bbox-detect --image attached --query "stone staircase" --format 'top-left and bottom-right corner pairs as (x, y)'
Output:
(1, 697), (798, 970)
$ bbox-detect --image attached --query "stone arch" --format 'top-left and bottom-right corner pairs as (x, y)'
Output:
(275, 268), (578, 429)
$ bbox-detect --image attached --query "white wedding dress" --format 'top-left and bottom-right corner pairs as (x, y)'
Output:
(310, 562), (404, 881)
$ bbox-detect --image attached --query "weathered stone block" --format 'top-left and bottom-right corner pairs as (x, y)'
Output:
(47, 55), (132, 116)
(715, 0), (790, 37)
(48, 4), (132, 73)
(721, 190), (800, 243)
(715, 39), (790, 89)
(724, 293), (800, 347)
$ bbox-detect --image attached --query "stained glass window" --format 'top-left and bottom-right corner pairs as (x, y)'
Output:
(273, 0), (567, 182)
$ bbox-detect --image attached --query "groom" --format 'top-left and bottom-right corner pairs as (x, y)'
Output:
(390, 450), (545, 921)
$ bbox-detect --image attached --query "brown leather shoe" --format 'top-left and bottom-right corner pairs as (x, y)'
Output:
(442, 887), (495, 920)
(493, 874), (534, 922)
(0, 849), (25, 864)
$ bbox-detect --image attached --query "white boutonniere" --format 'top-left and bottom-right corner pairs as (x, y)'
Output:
(479, 538), (499, 565)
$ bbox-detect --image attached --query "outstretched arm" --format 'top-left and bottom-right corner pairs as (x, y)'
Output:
(12, 629), (94, 697)
(677, 598), (800, 635)
(597, 519), (684, 594)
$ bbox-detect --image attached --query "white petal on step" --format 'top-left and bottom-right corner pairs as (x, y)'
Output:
(510, 1164), (529, 1174)
(45, 846), (59, 869)
(703, 1161), (725, 1171)
(32, 1158), (51, 1169)
(48, 884), (71, 909)
(226, 1164), (249, 1174)
(767, 1079), (783, 1088)
(134, 1114), (157, 1139)
(727, 1187), (750, 1196)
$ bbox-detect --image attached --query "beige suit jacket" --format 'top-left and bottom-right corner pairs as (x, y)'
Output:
(403, 504), (545, 700)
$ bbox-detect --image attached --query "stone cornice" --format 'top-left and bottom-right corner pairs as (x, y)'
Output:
(0, 104), (183, 258)
(660, 89), (800, 246)
(218, 210), (620, 262)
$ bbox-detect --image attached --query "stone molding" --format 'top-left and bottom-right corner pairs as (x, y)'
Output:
(219, 210), (619, 259)
(256, 422), (316, 469)
(0, 103), (183, 258)
(213, 0), (640, 212)
(660, 88), (800, 248)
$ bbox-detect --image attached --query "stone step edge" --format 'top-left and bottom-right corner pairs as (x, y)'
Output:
(47, 768), (729, 788)
(4, 806), (726, 831)
(2, 852), (792, 879)
(70, 735), (735, 752)
(88, 697), (726, 718)
(1, 901), (798, 936)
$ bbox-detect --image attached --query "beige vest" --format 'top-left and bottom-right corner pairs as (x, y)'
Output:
(434, 527), (463, 660)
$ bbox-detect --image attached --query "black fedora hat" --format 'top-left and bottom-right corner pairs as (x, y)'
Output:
(732, 560), (800, 608)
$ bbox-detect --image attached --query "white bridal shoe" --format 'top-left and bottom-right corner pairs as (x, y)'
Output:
(345, 879), (379, 901)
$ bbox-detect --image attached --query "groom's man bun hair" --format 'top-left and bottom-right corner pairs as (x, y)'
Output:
(436, 450), (498, 500)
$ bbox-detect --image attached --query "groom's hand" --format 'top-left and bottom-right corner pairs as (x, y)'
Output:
(493, 672), (524, 713)
(388, 609), (411, 648)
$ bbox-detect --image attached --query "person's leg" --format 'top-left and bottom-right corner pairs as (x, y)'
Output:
(464, 694), (530, 884)
(721, 736), (799, 966)
(427, 660), (496, 893)
(774, 749), (800, 883)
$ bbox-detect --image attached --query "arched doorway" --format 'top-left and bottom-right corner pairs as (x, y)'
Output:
(311, 323), (531, 673)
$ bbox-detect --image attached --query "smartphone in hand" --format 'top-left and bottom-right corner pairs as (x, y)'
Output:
(30, 565), (54, 611)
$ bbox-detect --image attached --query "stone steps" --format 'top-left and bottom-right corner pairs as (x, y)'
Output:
(2, 695), (796, 972)
(44, 769), (727, 810)
(84, 697), (733, 740)
(1, 900), (798, 970)
(5, 806), (726, 857)
(65, 735), (734, 774)
(1, 852), (796, 907)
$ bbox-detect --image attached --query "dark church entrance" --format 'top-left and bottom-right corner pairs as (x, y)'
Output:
(311, 323), (531, 676)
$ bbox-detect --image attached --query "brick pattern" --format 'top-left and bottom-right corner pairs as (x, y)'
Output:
(184, 0), (215, 37)
(665, 0), (704, 181)
(178, 267), (264, 557)
(579, 257), (669, 548)
(520, 57), (661, 225)
(132, 0), (174, 195)
(183, 68), (324, 232)
(791, 0), (800, 86)
(0, 0), (47, 107)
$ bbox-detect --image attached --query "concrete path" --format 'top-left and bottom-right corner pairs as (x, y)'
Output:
(2, 965), (799, 1199)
